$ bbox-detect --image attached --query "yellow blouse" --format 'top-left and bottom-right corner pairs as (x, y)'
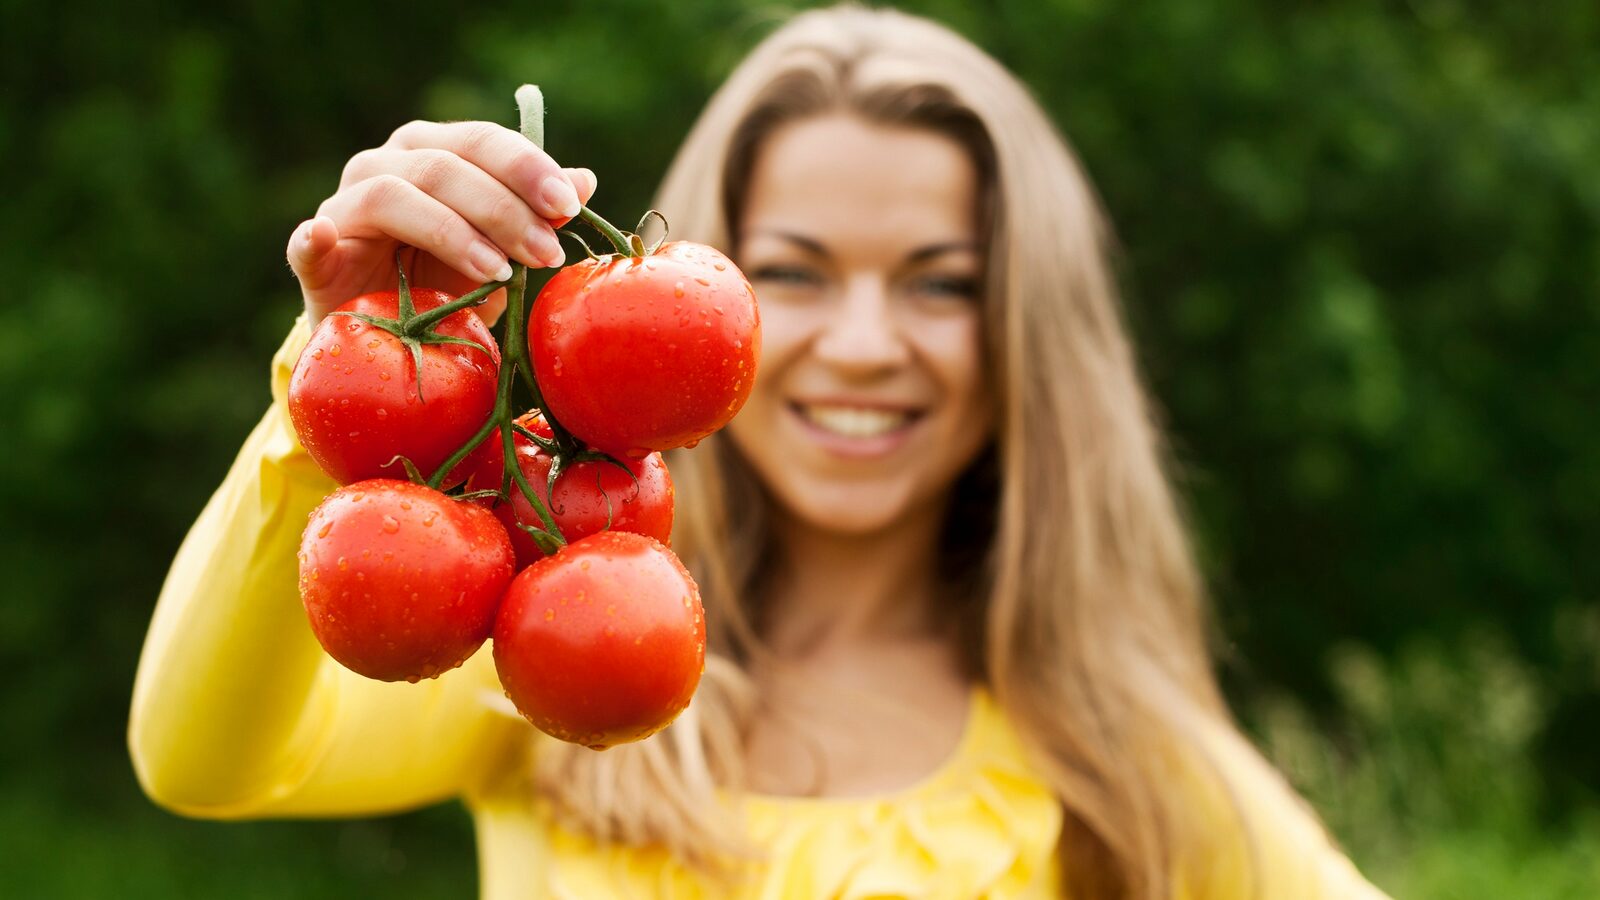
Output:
(128, 317), (1393, 899)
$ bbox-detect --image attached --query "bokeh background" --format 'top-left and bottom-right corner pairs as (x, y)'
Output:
(2, 0), (1596, 896)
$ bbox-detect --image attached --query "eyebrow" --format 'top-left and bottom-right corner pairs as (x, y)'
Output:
(746, 229), (977, 264)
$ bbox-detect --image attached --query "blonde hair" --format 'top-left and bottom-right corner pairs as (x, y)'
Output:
(534, 6), (1256, 896)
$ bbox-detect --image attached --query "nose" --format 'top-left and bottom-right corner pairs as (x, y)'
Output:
(811, 272), (911, 376)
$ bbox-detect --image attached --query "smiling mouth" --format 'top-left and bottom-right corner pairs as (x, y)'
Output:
(791, 402), (922, 438)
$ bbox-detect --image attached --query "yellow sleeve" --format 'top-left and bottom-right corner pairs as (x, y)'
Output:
(1176, 714), (1394, 900)
(128, 315), (524, 819)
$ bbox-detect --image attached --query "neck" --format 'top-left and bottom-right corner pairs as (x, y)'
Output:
(763, 501), (949, 657)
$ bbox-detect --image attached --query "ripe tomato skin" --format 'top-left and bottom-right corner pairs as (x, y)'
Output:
(492, 531), (705, 749)
(529, 241), (760, 457)
(467, 413), (674, 566)
(289, 289), (500, 485)
(298, 479), (515, 682)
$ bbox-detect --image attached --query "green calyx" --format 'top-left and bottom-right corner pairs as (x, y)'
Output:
(329, 252), (505, 404)
(566, 206), (667, 261)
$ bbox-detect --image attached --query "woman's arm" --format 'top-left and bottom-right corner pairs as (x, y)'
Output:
(127, 318), (522, 818)
(130, 120), (593, 817)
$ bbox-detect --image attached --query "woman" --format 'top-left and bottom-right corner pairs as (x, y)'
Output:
(129, 6), (1392, 898)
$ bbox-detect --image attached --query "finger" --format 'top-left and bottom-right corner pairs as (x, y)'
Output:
(320, 175), (514, 284)
(287, 216), (342, 287)
(550, 167), (598, 229)
(383, 147), (564, 269)
(287, 216), (348, 322)
(566, 167), (597, 205)
(387, 120), (581, 223)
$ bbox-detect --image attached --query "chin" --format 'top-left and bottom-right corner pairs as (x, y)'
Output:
(770, 477), (927, 537)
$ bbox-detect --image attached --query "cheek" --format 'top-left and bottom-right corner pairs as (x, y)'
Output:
(725, 304), (807, 460)
(923, 316), (989, 419)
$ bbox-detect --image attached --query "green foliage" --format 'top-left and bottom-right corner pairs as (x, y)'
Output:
(1257, 622), (1600, 897)
(0, 0), (1593, 895)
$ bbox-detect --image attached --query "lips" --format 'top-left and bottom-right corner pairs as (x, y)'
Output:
(791, 402), (921, 438)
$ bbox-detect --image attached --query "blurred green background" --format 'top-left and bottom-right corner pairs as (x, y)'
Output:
(2, 0), (1596, 896)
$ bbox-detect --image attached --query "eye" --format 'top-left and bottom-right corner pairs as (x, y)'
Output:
(749, 264), (824, 288)
(910, 273), (980, 300)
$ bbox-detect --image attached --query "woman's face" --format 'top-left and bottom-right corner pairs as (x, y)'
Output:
(728, 114), (992, 537)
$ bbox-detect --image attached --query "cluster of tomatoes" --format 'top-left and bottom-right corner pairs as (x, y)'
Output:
(286, 228), (759, 750)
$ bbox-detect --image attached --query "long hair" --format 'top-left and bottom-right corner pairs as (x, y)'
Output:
(533, 6), (1254, 896)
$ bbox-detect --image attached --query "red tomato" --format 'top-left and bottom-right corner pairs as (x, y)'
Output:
(529, 241), (759, 456)
(298, 479), (515, 682)
(492, 531), (705, 749)
(467, 413), (673, 566)
(289, 288), (500, 485)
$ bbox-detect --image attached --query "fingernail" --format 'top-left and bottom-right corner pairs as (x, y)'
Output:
(469, 241), (513, 282)
(528, 227), (565, 268)
(539, 176), (581, 218)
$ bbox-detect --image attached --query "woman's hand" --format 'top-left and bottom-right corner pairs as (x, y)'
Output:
(287, 120), (597, 326)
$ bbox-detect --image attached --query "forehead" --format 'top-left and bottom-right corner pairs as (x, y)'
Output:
(741, 114), (978, 258)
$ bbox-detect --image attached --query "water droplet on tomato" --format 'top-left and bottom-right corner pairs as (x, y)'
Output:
(734, 340), (742, 349)
(673, 282), (684, 298)
(329, 345), (341, 357)
(311, 348), (324, 360)
(337, 556), (348, 570)
(684, 439), (700, 449)
(544, 608), (554, 621)
(368, 339), (380, 349)
(376, 408), (388, 419)
(379, 371), (391, 381)
(317, 522), (332, 539)
(423, 512), (437, 527)
(380, 516), (399, 534)
(713, 262), (725, 271)
(695, 277), (710, 286)
(399, 500), (411, 510)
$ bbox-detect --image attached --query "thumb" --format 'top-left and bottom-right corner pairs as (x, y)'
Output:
(287, 216), (346, 323)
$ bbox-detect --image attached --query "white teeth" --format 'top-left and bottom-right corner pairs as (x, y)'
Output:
(798, 404), (913, 438)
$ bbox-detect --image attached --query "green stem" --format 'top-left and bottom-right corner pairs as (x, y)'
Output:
(578, 206), (637, 257)
(404, 276), (512, 335)
(496, 265), (565, 550)
(424, 84), (607, 555)
(425, 415), (496, 490)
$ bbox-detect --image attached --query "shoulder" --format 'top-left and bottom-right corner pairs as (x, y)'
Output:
(1169, 711), (1394, 900)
